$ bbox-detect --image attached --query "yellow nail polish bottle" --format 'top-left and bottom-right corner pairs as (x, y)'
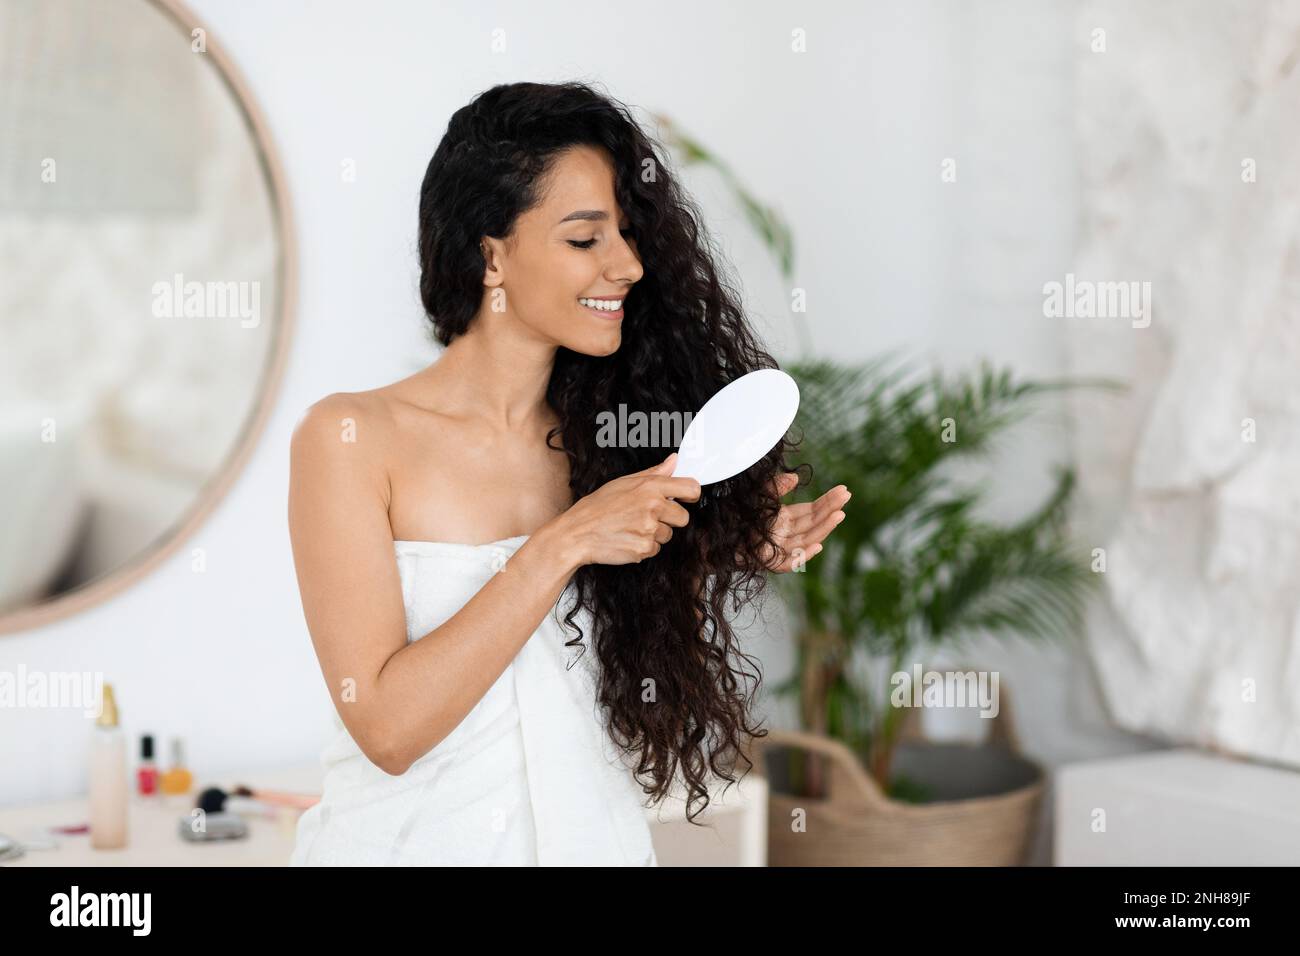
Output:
(160, 738), (194, 796)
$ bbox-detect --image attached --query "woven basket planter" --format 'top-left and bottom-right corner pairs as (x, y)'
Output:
(751, 684), (1044, 866)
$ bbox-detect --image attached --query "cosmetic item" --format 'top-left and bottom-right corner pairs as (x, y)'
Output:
(88, 683), (128, 849)
(178, 812), (248, 842)
(137, 733), (158, 796)
(160, 737), (193, 796)
(197, 785), (321, 817)
(196, 787), (276, 820)
(0, 834), (25, 862)
(232, 784), (321, 810)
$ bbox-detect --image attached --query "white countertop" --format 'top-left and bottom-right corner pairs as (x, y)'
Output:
(0, 764), (324, 867)
(0, 761), (767, 866)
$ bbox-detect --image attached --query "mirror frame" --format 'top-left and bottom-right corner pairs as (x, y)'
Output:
(0, 0), (297, 637)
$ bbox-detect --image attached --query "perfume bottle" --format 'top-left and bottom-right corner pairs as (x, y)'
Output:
(137, 733), (158, 796)
(89, 683), (128, 849)
(160, 737), (193, 796)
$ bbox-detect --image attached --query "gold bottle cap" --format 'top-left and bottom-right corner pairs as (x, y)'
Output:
(96, 683), (119, 728)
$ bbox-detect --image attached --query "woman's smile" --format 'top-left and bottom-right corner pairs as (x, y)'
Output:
(578, 295), (625, 320)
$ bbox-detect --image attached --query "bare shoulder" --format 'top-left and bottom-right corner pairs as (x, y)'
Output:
(288, 389), (403, 499)
(291, 389), (394, 446)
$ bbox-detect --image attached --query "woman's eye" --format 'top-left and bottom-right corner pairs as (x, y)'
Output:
(567, 228), (633, 250)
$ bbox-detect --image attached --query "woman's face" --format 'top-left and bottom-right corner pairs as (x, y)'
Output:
(480, 145), (643, 357)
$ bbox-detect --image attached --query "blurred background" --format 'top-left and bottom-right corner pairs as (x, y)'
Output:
(2, 0), (1297, 866)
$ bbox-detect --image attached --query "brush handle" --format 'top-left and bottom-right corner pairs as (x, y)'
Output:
(236, 786), (321, 809)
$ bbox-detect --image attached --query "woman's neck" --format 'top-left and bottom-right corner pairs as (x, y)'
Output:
(420, 310), (557, 431)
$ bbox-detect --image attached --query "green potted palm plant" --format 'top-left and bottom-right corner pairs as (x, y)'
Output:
(756, 358), (1100, 866)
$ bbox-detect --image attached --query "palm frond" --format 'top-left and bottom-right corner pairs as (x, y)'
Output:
(776, 356), (1105, 750)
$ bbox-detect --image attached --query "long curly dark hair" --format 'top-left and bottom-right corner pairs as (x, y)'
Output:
(418, 80), (795, 823)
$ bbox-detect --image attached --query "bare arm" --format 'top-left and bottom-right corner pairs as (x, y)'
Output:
(288, 395), (582, 776)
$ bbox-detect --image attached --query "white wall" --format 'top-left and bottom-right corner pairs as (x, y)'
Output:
(2, 0), (1153, 826)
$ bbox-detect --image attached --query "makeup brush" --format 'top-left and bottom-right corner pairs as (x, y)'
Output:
(196, 785), (320, 816)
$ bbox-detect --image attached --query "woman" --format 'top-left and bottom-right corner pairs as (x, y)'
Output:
(287, 81), (850, 865)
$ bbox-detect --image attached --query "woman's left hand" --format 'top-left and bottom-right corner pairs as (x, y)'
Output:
(759, 472), (851, 572)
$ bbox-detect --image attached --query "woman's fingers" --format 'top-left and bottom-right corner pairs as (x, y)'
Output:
(734, 477), (852, 573)
(768, 538), (823, 573)
(793, 504), (847, 553)
(765, 485), (851, 572)
(781, 484), (851, 536)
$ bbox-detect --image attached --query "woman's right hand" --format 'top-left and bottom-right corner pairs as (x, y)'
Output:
(551, 452), (701, 567)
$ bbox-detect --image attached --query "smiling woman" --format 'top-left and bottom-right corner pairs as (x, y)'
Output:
(472, 147), (642, 356)
(287, 80), (849, 866)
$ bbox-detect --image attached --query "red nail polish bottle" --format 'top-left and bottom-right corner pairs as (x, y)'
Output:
(137, 734), (159, 796)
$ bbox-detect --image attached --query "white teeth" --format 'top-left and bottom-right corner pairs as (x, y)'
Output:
(579, 298), (623, 311)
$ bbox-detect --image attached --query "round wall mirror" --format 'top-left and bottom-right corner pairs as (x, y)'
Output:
(0, 0), (295, 635)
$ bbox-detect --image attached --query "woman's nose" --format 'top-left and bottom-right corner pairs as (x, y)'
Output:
(607, 236), (644, 285)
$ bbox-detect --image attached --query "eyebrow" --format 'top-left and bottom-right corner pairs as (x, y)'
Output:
(557, 209), (610, 224)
